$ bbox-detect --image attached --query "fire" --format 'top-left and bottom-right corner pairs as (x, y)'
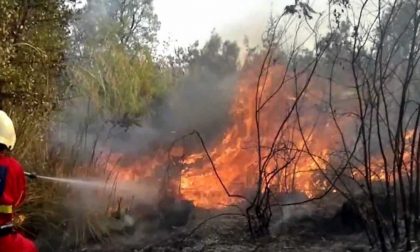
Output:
(107, 63), (347, 209)
(352, 129), (417, 183)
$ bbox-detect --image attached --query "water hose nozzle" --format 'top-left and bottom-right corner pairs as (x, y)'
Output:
(24, 172), (38, 179)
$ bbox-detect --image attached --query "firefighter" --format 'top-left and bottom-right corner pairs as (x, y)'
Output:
(0, 110), (38, 252)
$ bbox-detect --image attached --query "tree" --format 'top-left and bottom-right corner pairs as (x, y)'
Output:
(0, 0), (70, 112)
(70, 0), (160, 55)
(66, 0), (167, 125)
(172, 33), (239, 77)
(0, 0), (71, 243)
(321, 0), (420, 250)
(380, 0), (420, 96)
(69, 42), (170, 125)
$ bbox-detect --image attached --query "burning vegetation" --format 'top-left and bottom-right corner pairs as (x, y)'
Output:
(3, 0), (420, 251)
(109, 63), (340, 208)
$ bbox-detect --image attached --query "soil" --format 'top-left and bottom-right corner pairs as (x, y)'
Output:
(39, 190), (420, 251)
(60, 196), (378, 252)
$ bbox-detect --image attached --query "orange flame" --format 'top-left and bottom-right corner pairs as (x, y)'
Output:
(107, 64), (348, 208)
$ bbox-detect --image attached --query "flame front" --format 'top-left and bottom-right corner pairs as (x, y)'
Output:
(108, 64), (348, 208)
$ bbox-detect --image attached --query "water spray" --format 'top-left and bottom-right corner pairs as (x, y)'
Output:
(23, 171), (148, 194)
(23, 171), (109, 189)
(23, 171), (164, 209)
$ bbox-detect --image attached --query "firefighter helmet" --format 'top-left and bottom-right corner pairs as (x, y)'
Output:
(0, 111), (16, 150)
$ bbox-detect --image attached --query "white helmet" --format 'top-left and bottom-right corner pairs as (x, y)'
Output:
(0, 110), (16, 150)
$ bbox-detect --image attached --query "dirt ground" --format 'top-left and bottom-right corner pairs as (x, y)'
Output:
(69, 198), (377, 252)
(77, 216), (372, 252)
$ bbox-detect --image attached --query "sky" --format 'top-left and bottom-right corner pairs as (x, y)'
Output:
(71, 0), (330, 52)
(153, 0), (283, 49)
(153, 0), (330, 50)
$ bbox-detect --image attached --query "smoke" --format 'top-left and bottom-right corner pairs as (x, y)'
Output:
(269, 191), (315, 235)
(47, 3), (248, 249)
(54, 25), (240, 228)
(54, 70), (238, 158)
(57, 0), (241, 157)
(147, 72), (238, 145)
(48, 62), (239, 252)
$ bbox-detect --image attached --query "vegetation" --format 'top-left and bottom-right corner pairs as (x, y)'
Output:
(67, 0), (168, 124)
(3, 0), (420, 251)
(0, 0), (239, 249)
(326, 1), (420, 250)
(0, 0), (70, 242)
(69, 42), (170, 123)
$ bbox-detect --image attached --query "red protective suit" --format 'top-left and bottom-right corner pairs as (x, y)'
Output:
(0, 154), (38, 252)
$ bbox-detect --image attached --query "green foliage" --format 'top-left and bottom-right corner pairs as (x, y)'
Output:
(0, 0), (69, 112)
(66, 0), (168, 126)
(0, 0), (71, 246)
(0, 0), (70, 171)
(70, 42), (170, 122)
